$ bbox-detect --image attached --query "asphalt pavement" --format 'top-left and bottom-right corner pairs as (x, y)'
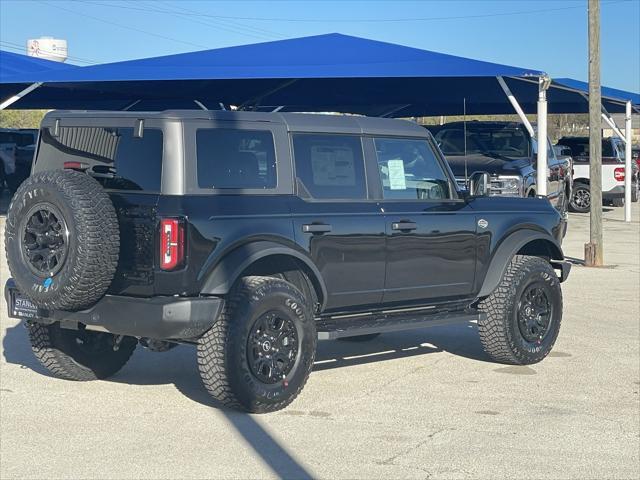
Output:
(1, 202), (638, 479)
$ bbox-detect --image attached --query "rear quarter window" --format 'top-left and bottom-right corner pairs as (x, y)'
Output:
(196, 128), (277, 189)
(36, 126), (163, 191)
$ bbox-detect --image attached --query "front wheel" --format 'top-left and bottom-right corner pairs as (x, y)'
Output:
(197, 276), (316, 413)
(569, 183), (590, 213)
(27, 322), (137, 380)
(478, 255), (562, 365)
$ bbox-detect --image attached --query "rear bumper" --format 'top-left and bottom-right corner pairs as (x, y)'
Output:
(4, 279), (223, 340)
(603, 185), (624, 199)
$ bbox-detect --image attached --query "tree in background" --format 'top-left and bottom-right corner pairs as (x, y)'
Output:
(0, 110), (47, 129)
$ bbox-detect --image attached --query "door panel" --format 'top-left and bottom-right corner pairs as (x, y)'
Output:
(382, 202), (477, 305)
(290, 198), (385, 311)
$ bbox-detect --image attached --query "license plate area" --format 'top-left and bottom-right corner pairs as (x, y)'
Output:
(9, 290), (39, 319)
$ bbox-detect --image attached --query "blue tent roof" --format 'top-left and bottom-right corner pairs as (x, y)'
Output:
(6, 34), (544, 83)
(0, 50), (75, 83)
(554, 78), (639, 106)
(0, 34), (636, 114)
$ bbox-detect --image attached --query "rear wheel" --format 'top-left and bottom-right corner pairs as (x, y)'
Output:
(569, 183), (590, 213)
(478, 255), (562, 365)
(27, 322), (137, 381)
(197, 276), (316, 413)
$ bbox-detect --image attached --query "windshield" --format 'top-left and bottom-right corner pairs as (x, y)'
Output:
(435, 124), (530, 158)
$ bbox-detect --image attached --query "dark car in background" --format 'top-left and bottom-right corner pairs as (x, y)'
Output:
(427, 121), (571, 219)
(0, 128), (38, 193)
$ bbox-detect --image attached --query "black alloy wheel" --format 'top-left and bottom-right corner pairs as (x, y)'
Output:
(517, 284), (552, 344)
(20, 204), (69, 277)
(248, 311), (300, 384)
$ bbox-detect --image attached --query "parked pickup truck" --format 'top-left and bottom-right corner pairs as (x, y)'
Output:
(427, 121), (571, 228)
(4, 110), (570, 413)
(557, 136), (639, 212)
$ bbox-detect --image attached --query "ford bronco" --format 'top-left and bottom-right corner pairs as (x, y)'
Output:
(4, 110), (570, 413)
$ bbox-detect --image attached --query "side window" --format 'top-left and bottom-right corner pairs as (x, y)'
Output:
(292, 134), (366, 199)
(196, 129), (276, 189)
(374, 137), (451, 200)
(36, 126), (163, 191)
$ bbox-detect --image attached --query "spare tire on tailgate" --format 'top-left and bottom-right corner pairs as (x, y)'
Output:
(4, 169), (120, 311)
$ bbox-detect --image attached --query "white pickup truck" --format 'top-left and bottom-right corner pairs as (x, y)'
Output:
(557, 137), (639, 213)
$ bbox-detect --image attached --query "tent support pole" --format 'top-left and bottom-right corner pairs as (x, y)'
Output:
(380, 104), (411, 118)
(122, 100), (141, 111)
(0, 82), (43, 110)
(536, 76), (550, 197)
(497, 76), (535, 138)
(601, 112), (626, 142)
(194, 100), (208, 110)
(624, 101), (632, 222)
(238, 79), (299, 110)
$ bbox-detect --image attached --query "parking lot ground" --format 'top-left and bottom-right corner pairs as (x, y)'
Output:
(1, 204), (638, 480)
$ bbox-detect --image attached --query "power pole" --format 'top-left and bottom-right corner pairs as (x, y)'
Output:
(585, 0), (603, 266)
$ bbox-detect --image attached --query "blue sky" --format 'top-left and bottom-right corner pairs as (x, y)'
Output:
(1, 0), (638, 92)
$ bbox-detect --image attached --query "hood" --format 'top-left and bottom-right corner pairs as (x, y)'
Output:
(445, 153), (530, 177)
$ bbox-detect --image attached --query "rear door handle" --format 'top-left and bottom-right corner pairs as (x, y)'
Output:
(392, 221), (417, 231)
(302, 223), (332, 234)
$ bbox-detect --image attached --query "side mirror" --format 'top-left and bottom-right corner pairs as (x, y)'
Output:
(468, 171), (491, 197)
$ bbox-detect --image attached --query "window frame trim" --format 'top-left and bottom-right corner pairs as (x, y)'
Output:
(368, 134), (461, 203)
(290, 131), (371, 203)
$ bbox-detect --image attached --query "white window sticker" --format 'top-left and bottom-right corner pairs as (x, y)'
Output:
(387, 159), (406, 190)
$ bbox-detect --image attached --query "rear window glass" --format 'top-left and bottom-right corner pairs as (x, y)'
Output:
(196, 129), (276, 189)
(292, 134), (366, 199)
(37, 126), (163, 191)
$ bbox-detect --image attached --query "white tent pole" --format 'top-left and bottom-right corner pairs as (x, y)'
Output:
(193, 100), (207, 110)
(497, 76), (535, 138)
(0, 82), (43, 110)
(624, 101), (632, 222)
(601, 112), (626, 143)
(537, 76), (550, 197)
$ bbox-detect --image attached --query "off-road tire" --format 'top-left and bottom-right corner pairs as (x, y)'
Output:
(612, 197), (624, 208)
(569, 183), (590, 213)
(27, 322), (137, 381)
(478, 255), (562, 365)
(197, 276), (316, 413)
(5, 170), (119, 310)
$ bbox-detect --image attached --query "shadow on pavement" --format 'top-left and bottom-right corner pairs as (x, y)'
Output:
(2, 321), (487, 479)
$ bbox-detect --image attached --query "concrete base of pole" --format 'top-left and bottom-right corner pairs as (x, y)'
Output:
(584, 242), (604, 267)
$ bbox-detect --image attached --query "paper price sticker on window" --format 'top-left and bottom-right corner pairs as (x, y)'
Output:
(387, 159), (407, 190)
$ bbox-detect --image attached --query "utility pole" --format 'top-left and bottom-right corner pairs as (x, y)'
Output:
(585, 0), (603, 266)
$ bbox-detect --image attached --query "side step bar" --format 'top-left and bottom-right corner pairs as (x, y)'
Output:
(316, 308), (483, 340)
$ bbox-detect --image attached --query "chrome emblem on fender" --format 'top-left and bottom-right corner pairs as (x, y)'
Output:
(477, 219), (489, 229)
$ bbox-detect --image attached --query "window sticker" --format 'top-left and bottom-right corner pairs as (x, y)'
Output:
(387, 159), (407, 190)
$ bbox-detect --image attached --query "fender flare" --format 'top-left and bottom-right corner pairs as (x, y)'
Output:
(478, 229), (564, 298)
(200, 240), (328, 310)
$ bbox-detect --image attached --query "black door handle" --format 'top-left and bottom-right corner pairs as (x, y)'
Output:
(392, 221), (417, 231)
(303, 223), (332, 234)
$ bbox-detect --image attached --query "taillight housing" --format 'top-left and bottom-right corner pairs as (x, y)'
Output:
(160, 218), (185, 271)
(614, 167), (625, 182)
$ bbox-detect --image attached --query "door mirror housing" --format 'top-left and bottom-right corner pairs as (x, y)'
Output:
(468, 171), (491, 197)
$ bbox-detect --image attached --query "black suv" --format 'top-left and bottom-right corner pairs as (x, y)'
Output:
(4, 111), (570, 413)
(428, 121), (571, 221)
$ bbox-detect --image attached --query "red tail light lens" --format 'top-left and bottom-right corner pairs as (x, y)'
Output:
(160, 218), (185, 271)
(614, 167), (625, 182)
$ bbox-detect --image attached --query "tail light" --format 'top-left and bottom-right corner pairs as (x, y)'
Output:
(160, 218), (185, 271)
(614, 167), (625, 182)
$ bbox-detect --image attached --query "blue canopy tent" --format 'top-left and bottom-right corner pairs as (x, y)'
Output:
(1, 34), (636, 115)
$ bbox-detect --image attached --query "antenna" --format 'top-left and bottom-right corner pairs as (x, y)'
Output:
(463, 97), (468, 184)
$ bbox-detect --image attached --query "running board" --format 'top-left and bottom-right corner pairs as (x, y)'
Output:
(316, 309), (482, 340)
